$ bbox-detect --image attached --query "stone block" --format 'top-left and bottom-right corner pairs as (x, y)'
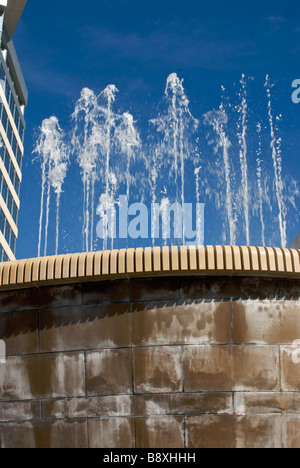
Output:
(282, 414), (300, 448)
(86, 349), (132, 396)
(181, 276), (278, 301)
(134, 392), (233, 416)
(0, 401), (41, 421)
(0, 310), (39, 355)
(132, 300), (231, 346)
(183, 345), (279, 392)
(39, 303), (131, 352)
(82, 280), (129, 305)
(136, 416), (184, 448)
(0, 420), (88, 448)
(43, 395), (133, 419)
(88, 418), (135, 448)
(0, 284), (82, 313)
(234, 392), (300, 414)
(232, 300), (300, 344)
(281, 346), (300, 391)
(279, 279), (300, 300)
(186, 414), (281, 448)
(0, 352), (85, 400)
(130, 277), (180, 302)
(133, 346), (182, 394)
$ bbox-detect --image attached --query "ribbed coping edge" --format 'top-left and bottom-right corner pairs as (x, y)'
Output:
(0, 246), (299, 292)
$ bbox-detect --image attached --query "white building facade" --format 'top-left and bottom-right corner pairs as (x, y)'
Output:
(0, 0), (28, 262)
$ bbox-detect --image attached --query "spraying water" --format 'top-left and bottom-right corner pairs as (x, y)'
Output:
(72, 85), (140, 251)
(150, 148), (159, 246)
(160, 197), (170, 246)
(33, 74), (298, 255)
(72, 88), (100, 252)
(265, 75), (287, 248)
(150, 73), (199, 244)
(236, 74), (250, 246)
(194, 166), (201, 206)
(256, 122), (266, 246)
(34, 116), (68, 256)
(99, 86), (118, 201)
(94, 85), (119, 250)
(194, 165), (204, 246)
(96, 86), (141, 250)
(96, 173), (118, 251)
(203, 108), (237, 245)
(115, 112), (141, 201)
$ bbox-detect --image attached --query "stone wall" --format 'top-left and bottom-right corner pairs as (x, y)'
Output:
(0, 275), (300, 448)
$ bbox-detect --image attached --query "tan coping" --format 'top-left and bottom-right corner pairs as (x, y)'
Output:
(0, 245), (299, 291)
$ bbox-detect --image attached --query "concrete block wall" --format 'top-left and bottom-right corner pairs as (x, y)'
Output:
(0, 274), (300, 448)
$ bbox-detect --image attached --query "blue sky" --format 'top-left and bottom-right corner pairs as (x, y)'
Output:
(12, 0), (300, 259)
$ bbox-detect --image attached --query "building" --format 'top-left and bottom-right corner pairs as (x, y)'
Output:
(0, 0), (28, 262)
(291, 232), (300, 249)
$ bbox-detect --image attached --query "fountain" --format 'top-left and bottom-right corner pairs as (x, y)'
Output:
(32, 73), (299, 254)
(0, 73), (299, 449)
(33, 116), (68, 257)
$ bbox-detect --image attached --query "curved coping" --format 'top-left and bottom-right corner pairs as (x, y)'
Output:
(0, 245), (299, 291)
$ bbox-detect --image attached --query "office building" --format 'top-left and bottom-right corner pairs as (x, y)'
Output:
(0, 0), (28, 262)
(291, 232), (300, 249)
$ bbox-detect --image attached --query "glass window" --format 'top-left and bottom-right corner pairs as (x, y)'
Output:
(0, 77), (5, 96)
(1, 182), (7, 203)
(16, 146), (21, 167)
(4, 151), (10, 173)
(0, 96), (24, 165)
(6, 122), (12, 146)
(14, 114), (20, 133)
(16, 178), (20, 197)
(21, 126), (25, 145)
(9, 98), (15, 120)
(11, 203), (16, 223)
(5, 223), (10, 245)
(11, 135), (17, 155)
(10, 168), (15, 188)
(6, 193), (12, 213)
(2, 147), (7, 166)
(0, 161), (20, 221)
(0, 210), (5, 233)
(5, 86), (10, 107)
(16, 116), (20, 133)
(1, 149), (21, 197)
(0, 62), (24, 138)
(1, 108), (7, 132)
(0, 63), (5, 82)
(11, 235), (16, 255)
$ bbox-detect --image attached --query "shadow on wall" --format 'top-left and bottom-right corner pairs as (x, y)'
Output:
(0, 276), (299, 349)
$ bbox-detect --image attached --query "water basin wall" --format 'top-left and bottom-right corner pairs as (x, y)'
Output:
(0, 245), (300, 448)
